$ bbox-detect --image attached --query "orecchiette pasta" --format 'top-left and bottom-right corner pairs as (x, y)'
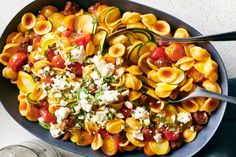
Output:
(0, 1), (222, 156)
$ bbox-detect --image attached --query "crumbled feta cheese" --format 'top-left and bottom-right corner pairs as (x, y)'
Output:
(94, 78), (103, 87)
(52, 75), (71, 90)
(132, 131), (144, 141)
(65, 71), (75, 79)
(97, 90), (120, 104)
(171, 115), (176, 122)
(131, 107), (149, 119)
(90, 70), (100, 80)
(177, 112), (192, 124)
(27, 45), (33, 52)
(50, 124), (64, 138)
(116, 113), (124, 119)
(38, 117), (45, 123)
(92, 55), (115, 77)
(54, 93), (62, 98)
(71, 82), (81, 91)
(54, 49), (61, 54)
(70, 46), (86, 64)
(154, 132), (162, 142)
(74, 104), (81, 113)
(23, 64), (31, 72)
(124, 101), (133, 109)
(80, 92), (88, 99)
(121, 90), (129, 96)
(57, 26), (67, 32)
(55, 107), (70, 123)
(80, 99), (92, 112)
(39, 89), (47, 100)
(38, 69), (44, 75)
(115, 57), (123, 65)
(143, 119), (151, 126)
(91, 109), (109, 126)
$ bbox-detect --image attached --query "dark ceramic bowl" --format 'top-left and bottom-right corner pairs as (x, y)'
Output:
(0, 0), (228, 156)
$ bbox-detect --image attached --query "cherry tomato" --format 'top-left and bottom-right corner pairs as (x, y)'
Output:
(150, 47), (167, 61)
(46, 50), (56, 61)
(99, 128), (111, 139)
(68, 63), (83, 76)
(40, 76), (53, 84)
(157, 40), (170, 47)
(61, 29), (74, 38)
(39, 107), (57, 124)
(51, 55), (65, 69)
(40, 100), (49, 108)
(142, 127), (154, 141)
(163, 130), (180, 141)
(9, 52), (27, 72)
(166, 43), (185, 62)
(121, 105), (132, 118)
(186, 67), (205, 83)
(71, 34), (92, 48)
(26, 107), (40, 122)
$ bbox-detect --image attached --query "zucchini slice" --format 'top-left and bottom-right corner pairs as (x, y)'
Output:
(74, 14), (96, 34)
(39, 120), (50, 130)
(128, 43), (143, 63)
(134, 32), (150, 43)
(138, 41), (157, 57)
(27, 92), (38, 105)
(170, 64), (186, 85)
(133, 29), (153, 41)
(93, 30), (108, 54)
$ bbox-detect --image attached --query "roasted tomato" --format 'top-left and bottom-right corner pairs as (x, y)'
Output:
(71, 34), (92, 48)
(163, 130), (180, 141)
(150, 47), (167, 61)
(68, 63), (84, 76)
(39, 107), (57, 124)
(186, 67), (205, 83)
(51, 55), (65, 69)
(166, 43), (185, 62)
(121, 105), (132, 118)
(9, 52), (27, 72)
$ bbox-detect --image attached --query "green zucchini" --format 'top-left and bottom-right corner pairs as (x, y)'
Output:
(128, 43), (143, 63)
(93, 30), (108, 54)
(138, 41), (157, 57)
(27, 92), (38, 105)
(170, 64), (186, 85)
(134, 32), (150, 43)
(39, 120), (50, 130)
(133, 29), (153, 41)
(74, 14), (96, 34)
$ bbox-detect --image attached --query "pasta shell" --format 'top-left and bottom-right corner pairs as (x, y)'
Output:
(63, 15), (75, 30)
(21, 12), (36, 30)
(125, 117), (142, 131)
(150, 101), (165, 113)
(202, 98), (220, 112)
(19, 99), (31, 116)
(33, 59), (52, 72)
(105, 7), (121, 27)
(146, 58), (159, 71)
(147, 70), (160, 82)
(108, 43), (126, 57)
(12, 32), (24, 44)
(109, 34), (128, 45)
(48, 12), (64, 31)
(3, 43), (19, 54)
(126, 132), (145, 147)
(17, 71), (36, 94)
(156, 82), (178, 91)
(190, 46), (210, 61)
(182, 99), (199, 113)
(183, 129), (197, 142)
(86, 41), (95, 57)
(127, 22), (146, 29)
(157, 67), (177, 83)
(141, 14), (157, 29)
(176, 57), (195, 71)
(155, 85), (172, 98)
(6, 32), (18, 44)
(150, 20), (171, 36)
(180, 78), (194, 92)
(17, 23), (28, 33)
(121, 12), (141, 25)
(106, 119), (125, 134)
(128, 90), (142, 101)
(126, 65), (143, 75)
(0, 53), (12, 66)
(91, 133), (103, 150)
(174, 28), (190, 38)
(33, 20), (52, 35)
(148, 140), (170, 155)
(84, 119), (99, 133)
(202, 80), (221, 93)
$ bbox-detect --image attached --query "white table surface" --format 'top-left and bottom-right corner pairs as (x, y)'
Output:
(0, 0), (236, 156)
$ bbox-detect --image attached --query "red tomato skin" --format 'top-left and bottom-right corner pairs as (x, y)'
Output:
(99, 128), (111, 139)
(72, 34), (92, 48)
(39, 107), (57, 124)
(68, 63), (83, 76)
(186, 67), (205, 83)
(167, 43), (185, 62)
(121, 105), (132, 118)
(9, 52), (28, 72)
(61, 29), (74, 38)
(46, 50), (56, 61)
(150, 47), (167, 61)
(51, 55), (65, 69)
(163, 130), (180, 141)
(40, 76), (53, 84)
(142, 127), (155, 141)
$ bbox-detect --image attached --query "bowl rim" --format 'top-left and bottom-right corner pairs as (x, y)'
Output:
(0, 0), (228, 156)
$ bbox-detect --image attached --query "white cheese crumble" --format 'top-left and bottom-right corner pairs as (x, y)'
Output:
(154, 132), (162, 142)
(80, 99), (92, 112)
(190, 126), (195, 132)
(124, 101), (133, 109)
(121, 90), (129, 96)
(33, 54), (45, 60)
(90, 70), (100, 80)
(177, 112), (192, 124)
(132, 131), (144, 141)
(27, 45), (33, 52)
(116, 113), (124, 119)
(92, 55), (115, 77)
(52, 75), (71, 91)
(91, 109), (109, 126)
(50, 124), (64, 138)
(97, 90), (120, 104)
(74, 104), (81, 113)
(171, 115), (176, 122)
(66, 71), (75, 79)
(131, 107), (149, 119)
(23, 64), (31, 72)
(59, 100), (68, 106)
(55, 107), (70, 123)
(70, 46), (86, 64)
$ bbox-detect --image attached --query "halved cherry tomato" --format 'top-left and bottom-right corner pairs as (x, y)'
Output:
(71, 34), (92, 48)
(163, 130), (180, 141)
(150, 47), (167, 61)
(166, 43), (185, 62)
(99, 128), (111, 139)
(32, 35), (42, 49)
(9, 52), (27, 72)
(26, 106), (40, 122)
(51, 55), (65, 69)
(68, 63), (83, 76)
(39, 107), (57, 124)
(40, 100), (49, 108)
(121, 105), (132, 118)
(142, 127), (155, 141)
(40, 76), (53, 84)
(186, 67), (205, 83)
(46, 50), (56, 61)
(61, 29), (74, 38)
(102, 135), (119, 156)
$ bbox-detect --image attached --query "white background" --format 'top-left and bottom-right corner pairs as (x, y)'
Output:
(0, 0), (236, 156)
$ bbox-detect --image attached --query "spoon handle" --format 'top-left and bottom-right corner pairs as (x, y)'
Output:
(199, 88), (236, 104)
(162, 31), (236, 42)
